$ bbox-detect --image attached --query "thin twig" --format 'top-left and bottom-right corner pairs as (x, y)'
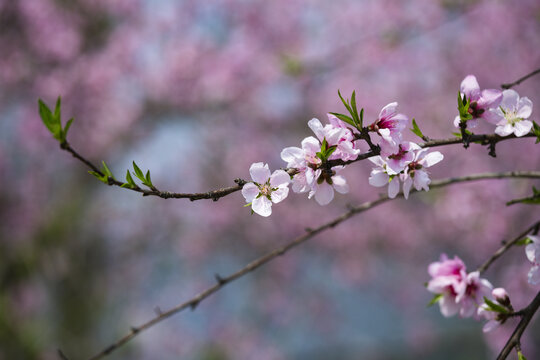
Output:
(501, 67), (540, 89)
(82, 170), (540, 360)
(496, 290), (540, 360)
(477, 220), (540, 274)
(61, 131), (536, 202)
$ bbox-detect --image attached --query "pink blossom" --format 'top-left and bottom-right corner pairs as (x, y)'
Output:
(308, 117), (360, 161)
(484, 89), (533, 137)
(401, 149), (444, 199)
(477, 287), (510, 333)
(242, 163), (290, 217)
(453, 75), (503, 128)
(281, 136), (321, 193)
(385, 141), (420, 174)
(369, 102), (409, 156)
(525, 235), (540, 285)
(427, 254), (492, 318)
(307, 166), (349, 206)
(368, 156), (401, 199)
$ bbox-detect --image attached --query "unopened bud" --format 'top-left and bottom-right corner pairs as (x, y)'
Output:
(492, 287), (511, 307)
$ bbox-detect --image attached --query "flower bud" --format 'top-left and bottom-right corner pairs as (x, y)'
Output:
(492, 287), (510, 307)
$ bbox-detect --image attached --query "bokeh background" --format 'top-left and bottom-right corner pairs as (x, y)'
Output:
(1, 0), (540, 359)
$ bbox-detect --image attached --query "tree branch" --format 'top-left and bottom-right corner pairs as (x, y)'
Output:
(79, 170), (540, 360)
(477, 220), (540, 274)
(496, 290), (540, 360)
(501, 67), (540, 89)
(61, 132), (537, 201)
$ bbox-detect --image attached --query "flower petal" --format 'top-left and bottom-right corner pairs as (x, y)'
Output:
(241, 183), (259, 203)
(478, 89), (502, 108)
(460, 75), (480, 99)
(402, 176), (413, 199)
(378, 102), (397, 120)
(517, 97), (533, 119)
(368, 169), (389, 187)
(307, 118), (325, 142)
(332, 175), (349, 194)
(280, 147), (304, 167)
(528, 265), (540, 285)
(271, 186), (289, 204)
(249, 162), (271, 184)
(513, 120), (533, 137)
(422, 151), (444, 167)
(388, 177), (400, 198)
(314, 183), (334, 205)
(252, 196), (272, 217)
(500, 89), (519, 109)
(269, 170), (290, 187)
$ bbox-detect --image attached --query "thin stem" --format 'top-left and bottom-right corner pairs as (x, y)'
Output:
(81, 170), (540, 360)
(496, 290), (540, 360)
(477, 220), (540, 274)
(501, 67), (540, 89)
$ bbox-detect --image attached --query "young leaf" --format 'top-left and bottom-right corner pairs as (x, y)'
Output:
(515, 237), (534, 246)
(350, 90), (361, 126)
(132, 161), (145, 182)
(54, 96), (62, 123)
(145, 170), (153, 186)
(518, 351), (527, 360)
(410, 118), (425, 140)
(61, 118), (74, 142)
(427, 294), (442, 307)
(88, 171), (108, 184)
(483, 297), (509, 314)
(38, 99), (62, 140)
(532, 121), (540, 144)
(338, 90), (353, 116)
(101, 161), (114, 179)
(329, 112), (356, 128)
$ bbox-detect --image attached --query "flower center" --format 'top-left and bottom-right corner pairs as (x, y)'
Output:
(259, 184), (272, 197)
(504, 110), (522, 126)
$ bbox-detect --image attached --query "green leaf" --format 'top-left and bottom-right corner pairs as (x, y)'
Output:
(483, 297), (509, 314)
(518, 351), (527, 360)
(350, 90), (361, 126)
(88, 171), (108, 184)
(38, 99), (62, 140)
(132, 161), (145, 182)
(120, 169), (137, 188)
(61, 118), (74, 142)
(145, 170), (153, 186)
(338, 90), (353, 116)
(101, 161), (113, 179)
(54, 96), (62, 123)
(515, 237), (534, 246)
(427, 294), (442, 307)
(325, 145), (337, 158)
(359, 108), (364, 125)
(532, 121), (540, 144)
(410, 118), (424, 139)
(329, 112), (356, 128)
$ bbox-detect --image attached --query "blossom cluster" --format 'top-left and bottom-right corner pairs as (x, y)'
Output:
(427, 254), (513, 333)
(454, 75), (533, 137)
(242, 95), (448, 215)
(367, 103), (443, 199)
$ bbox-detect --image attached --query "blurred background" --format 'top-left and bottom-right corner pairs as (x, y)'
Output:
(1, 0), (540, 359)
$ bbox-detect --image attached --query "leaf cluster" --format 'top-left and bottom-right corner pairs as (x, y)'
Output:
(457, 91), (473, 123)
(38, 97), (73, 143)
(329, 90), (364, 130)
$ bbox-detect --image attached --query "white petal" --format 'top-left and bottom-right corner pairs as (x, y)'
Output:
(241, 183), (260, 203)
(528, 265), (540, 285)
(292, 173), (309, 193)
(332, 175), (349, 194)
(301, 136), (321, 156)
(269, 170), (290, 187)
(280, 147), (304, 167)
(483, 320), (500, 333)
(402, 176), (413, 199)
(500, 89), (519, 109)
(422, 151), (444, 167)
(307, 118), (325, 142)
(525, 243), (538, 263)
(314, 183), (334, 205)
(252, 196), (272, 217)
(369, 170), (389, 187)
(478, 89), (502, 109)
(388, 177), (400, 198)
(379, 102), (398, 120)
(453, 115), (461, 128)
(495, 124), (513, 137)
(368, 156), (386, 167)
(414, 170), (431, 191)
(249, 162), (270, 184)
(484, 109), (504, 125)
(460, 75), (480, 99)
(271, 186), (289, 204)
(517, 97), (533, 119)
(513, 120), (533, 137)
